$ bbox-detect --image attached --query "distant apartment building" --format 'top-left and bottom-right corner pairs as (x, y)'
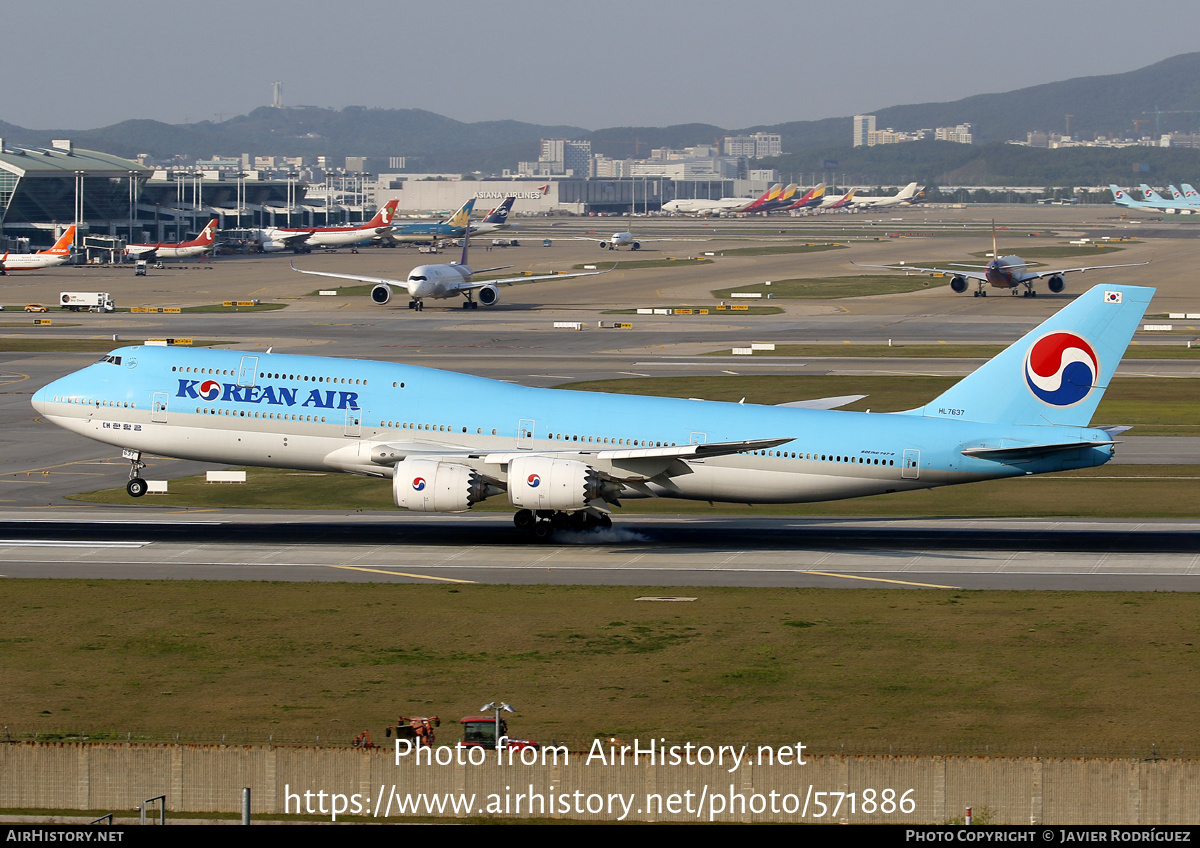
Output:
(856, 116), (973, 147)
(935, 124), (973, 144)
(520, 139), (592, 177)
(853, 115), (876, 147)
(723, 132), (783, 158)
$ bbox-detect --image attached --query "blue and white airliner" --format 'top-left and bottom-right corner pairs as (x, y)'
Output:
(32, 284), (1151, 537)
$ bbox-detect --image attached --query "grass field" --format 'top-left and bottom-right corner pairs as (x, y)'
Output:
(706, 242), (846, 258)
(711, 275), (944, 299)
(704, 344), (1200, 360)
(569, 258), (713, 271)
(0, 339), (230, 353)
(600, 306), (786, 315)
(560, 374), (1200, 437)
(5, 580), (1200, 756)
(178, 303), (287, 313)
(968, 245), (1124, 259)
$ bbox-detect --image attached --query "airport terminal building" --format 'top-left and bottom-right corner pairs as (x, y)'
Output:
(0, 140), (320, 251)
(377, 177), (774, 217)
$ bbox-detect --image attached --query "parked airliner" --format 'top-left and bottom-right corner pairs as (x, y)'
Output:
(259, 201), (399, 252)
(32, 285), (1151, 537)
(0, 226), (75, 272)
(126, 220), (218, 261)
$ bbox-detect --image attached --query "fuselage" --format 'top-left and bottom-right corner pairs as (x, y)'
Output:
(31, 345), (1117, 509)
(1, 252), (70, 270)
(984, 255), (1029, 289)
(263, 223), (389, 250)
(405, 263), (474, 299)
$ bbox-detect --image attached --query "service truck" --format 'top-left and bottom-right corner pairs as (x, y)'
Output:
(59, 292), (115, 312)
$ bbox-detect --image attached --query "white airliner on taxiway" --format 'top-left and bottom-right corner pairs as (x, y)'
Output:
(33, 284), (1152, 538)
(291, 237), (610, 310)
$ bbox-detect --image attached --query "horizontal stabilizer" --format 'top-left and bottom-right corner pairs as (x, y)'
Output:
(776, 395), (866, 410)
(961, 440), (1116, 461)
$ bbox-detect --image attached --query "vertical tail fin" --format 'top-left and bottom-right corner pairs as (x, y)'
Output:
(482, 197), (515, 224)
(366, 199), (399, 228)
(41, 225), (76, 255)
(444, 198), (476, 229)
(912, 285), (1153, 427)
(191, 218), (218, 246)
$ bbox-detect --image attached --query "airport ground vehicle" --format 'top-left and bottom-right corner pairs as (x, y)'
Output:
(384, 715), (440, 747)
(60, 292), (115, 312)
(460, 716), (538, 751)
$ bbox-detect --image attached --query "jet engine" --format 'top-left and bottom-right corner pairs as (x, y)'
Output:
(507, 456), (620, 511)
(371, 283), (393, 305)
(1047, 274), (1065, 293)
(950, 275), (968, 293)
(393, 459), (499, 512)
(631, 242), (641, 250)
(477, 284), (499, 306)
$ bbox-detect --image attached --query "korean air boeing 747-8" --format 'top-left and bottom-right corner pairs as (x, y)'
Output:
(32, 284), (1151, 537)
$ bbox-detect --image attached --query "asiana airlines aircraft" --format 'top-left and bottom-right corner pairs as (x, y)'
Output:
(32, 284), (1150, 538)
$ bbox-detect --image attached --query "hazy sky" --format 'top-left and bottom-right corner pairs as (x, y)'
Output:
(6, 0), (1200, 131)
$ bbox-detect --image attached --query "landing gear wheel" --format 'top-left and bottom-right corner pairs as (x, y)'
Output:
(470, 301), (479, 309)
(513, 510), (534, 529)
(127, 478), (148, 498)
(533, 521), (554, 540)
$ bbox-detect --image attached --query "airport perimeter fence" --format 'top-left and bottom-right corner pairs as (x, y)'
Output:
(4, 741), (1200, 823)
(5, 728), (1195, 761)
(4, 728), (1193, 760)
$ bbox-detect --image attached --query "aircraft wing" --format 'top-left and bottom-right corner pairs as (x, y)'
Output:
(463, 265), (615, 288)
(271, 230), (314, 247)
(368, 436), (796, 485)
(776, 395), (867, 410)
(850, 261), (988, 282)
(290, 263), (614, 289)
(289, 264), (399, 287)
(1018, 261), (1150, 279)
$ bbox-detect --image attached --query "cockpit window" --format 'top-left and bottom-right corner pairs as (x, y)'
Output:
(95, 355), (123, 365)
(409, 275), (427, 282)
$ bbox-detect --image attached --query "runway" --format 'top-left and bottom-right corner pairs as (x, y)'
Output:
(2, 510), (1198, 591)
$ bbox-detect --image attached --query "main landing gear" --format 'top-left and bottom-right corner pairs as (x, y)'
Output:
(513, 509), (612, 539)
(124, 449), (147, 498)
(461, 297), (479, 309)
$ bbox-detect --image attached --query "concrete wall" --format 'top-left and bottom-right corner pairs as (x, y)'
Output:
(3, 743), (1199, 823)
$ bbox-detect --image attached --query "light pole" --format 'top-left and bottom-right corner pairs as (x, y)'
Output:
(286, 172), (298, 227)
(127, 170), (136, 254)
(73, 170), (85, 256)
(192, 171), (205, 233)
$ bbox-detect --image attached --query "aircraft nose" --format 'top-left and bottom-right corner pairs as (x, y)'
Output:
(31, 380), (55, 415)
